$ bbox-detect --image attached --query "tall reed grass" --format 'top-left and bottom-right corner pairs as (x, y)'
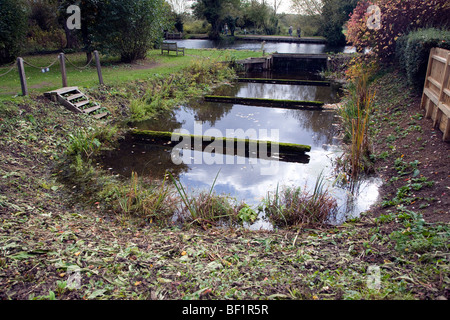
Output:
(168, 171), (244, 228)
(337, 73), (375, 180)
(263, 173), (338, 227)
(99, 172), (179, 226)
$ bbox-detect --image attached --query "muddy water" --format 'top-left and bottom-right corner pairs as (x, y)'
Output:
(102, 80), (381, 227)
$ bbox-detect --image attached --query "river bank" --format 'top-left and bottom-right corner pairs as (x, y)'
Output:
(0, 58), (448, 300)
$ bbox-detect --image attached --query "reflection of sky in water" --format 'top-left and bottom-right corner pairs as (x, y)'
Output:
(169, 39), (356, 54)
(104, 82), (380, 227)
(232, 82), (340, 103)
(174, 147), (381, 228)
(102, 140), (380, 227)
(137, 104), (336, 148)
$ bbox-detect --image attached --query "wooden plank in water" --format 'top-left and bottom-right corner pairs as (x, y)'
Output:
(204, 95), (324, 109)
(271, 53), (328, 59)
(234, 35), (327, 44)
(238, 78), (331, 86)
(130, 129), (311, 154)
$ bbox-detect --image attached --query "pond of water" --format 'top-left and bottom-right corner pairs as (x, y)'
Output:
(170, 39), (356, 54)
(101, 74), (381, 229)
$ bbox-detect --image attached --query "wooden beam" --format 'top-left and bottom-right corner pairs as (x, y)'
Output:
(130, 129), (312, 154)
(94, 50), (104, 86)
(59, 53), (68, 87)
(17, 57), (28, 96)
(204, 95), (324, 109)
(237, 78), (331, 86)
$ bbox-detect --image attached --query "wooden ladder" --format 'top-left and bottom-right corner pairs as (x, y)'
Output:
(44, 87), (108, 120)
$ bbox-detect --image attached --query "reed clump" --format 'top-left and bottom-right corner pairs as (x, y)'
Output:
(263, 173), (338, 228)
(103, 172), (178, 225)
(337, 71), (375, 180)
(169, 171), (244, 228)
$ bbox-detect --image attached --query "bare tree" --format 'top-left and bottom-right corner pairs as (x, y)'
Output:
(291, 0), (323, 16)
(273, 0), (282, 14)
(167, 0), (195, 13)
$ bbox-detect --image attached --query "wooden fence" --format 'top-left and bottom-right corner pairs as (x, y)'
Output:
(421, 47), (450, 141)
(0, 51), (104, 96)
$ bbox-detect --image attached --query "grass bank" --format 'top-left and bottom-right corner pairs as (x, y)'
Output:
(0, 49), (261, 98)
(0, 52), (448, 300)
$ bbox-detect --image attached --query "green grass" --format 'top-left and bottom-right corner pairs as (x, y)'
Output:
(0, 49), (261, 98)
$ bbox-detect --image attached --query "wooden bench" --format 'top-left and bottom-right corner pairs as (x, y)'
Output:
(161, 42), (185, 56)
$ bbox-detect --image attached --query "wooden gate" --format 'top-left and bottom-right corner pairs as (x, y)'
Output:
(420, 47), (450, 141)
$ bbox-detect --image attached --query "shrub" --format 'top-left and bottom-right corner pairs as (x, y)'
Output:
(70, 0), (171, 62)
(0, 0), (28, 64)
(396, 28), (450, 92)
(26, 25), (67, 53)
(318, 0), (358, 47)
(346, 0), (450, 62)
(99, 0), (172, 62)
(183, 20), (211, 35)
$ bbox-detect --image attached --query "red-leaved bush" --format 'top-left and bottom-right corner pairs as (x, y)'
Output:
(346, 0), (450, 62)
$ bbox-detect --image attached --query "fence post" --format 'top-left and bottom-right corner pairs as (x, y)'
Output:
(17, 57), (28, 96)
(94, 50), (104, 85)
(59, 53), (68, 87)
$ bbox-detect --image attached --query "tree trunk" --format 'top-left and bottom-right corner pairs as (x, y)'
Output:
(64, 24), (78, 49)
(86, 51), (92, 64)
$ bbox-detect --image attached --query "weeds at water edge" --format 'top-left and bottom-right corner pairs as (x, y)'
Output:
(168, 170), (244, 228)
(263, 172), (338, 228)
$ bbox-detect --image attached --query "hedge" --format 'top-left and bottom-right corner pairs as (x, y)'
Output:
(396, 28), (450, 92)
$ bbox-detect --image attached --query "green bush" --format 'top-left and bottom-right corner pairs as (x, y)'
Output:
(396, 28), (450, 92)
(0, 0), (28, 64)
(183, 20), (211, 35)
(70, 0), (171, 62)
(318, 0), (358, 47)
(26, 25), (67, 53)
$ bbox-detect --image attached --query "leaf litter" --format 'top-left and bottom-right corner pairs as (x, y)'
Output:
(0, 81), (449, 300)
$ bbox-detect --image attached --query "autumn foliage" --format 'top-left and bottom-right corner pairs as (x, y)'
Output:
(346, 0), (450, 62)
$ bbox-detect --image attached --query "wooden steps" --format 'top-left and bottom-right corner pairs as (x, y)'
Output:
(44, 87), (109, 120)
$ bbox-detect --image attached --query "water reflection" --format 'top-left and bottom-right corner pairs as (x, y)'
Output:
(134, 102), (337, 148)
(238, 70), (325, 81)
(171, 39), (355, 54)
(102, 137), (380, 226)
(227, 83), (340, 103)
(102, 80), (380, 225)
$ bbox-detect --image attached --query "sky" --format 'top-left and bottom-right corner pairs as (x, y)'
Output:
(277, 0), (294, 14)
(172, 0), (295, 14)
